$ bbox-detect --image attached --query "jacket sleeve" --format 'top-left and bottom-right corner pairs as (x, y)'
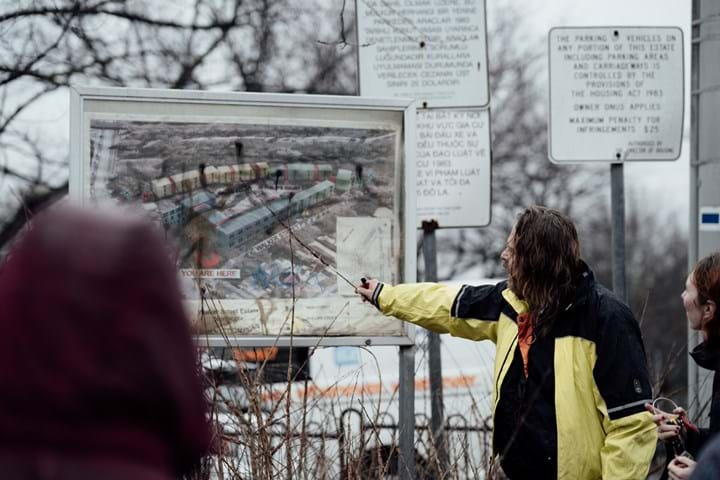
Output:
(592, 298), (656, 479)
(372, 281), (507, 343)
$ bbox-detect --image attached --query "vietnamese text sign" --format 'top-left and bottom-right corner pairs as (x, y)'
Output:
(416, 109), (491, 227)
(357, 0), (489, 108)
(549, 27), (684, 162)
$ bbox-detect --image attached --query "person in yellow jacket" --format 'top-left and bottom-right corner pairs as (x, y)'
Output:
(357, 206), (656, 479)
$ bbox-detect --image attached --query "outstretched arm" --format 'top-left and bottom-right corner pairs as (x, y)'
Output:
(357, 278), (505, 343)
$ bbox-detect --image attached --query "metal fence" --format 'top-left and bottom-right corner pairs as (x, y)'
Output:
(207, 406), (492, 479)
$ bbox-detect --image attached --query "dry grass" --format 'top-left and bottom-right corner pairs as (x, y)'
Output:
(190, 299), (494, 480)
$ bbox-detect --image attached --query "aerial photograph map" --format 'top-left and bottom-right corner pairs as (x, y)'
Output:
(87, 116), (406, 338)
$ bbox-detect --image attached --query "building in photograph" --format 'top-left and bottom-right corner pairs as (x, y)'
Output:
(317, 164), (333, 180)
(203, 165), (219, 184)
(180, 191), (216, 211)
(284, 163), (334, 185)
(214, 198), (290, 248)
(151, 177), (175, 198)
(152, 163), (272, 199)
(291, 180), (335, 213)
(286, 163), (315, 184)
(252, 162), (270, 180)
(236, 164), (254, 181)
(151, 170), (201, 198)
(213, 163), (270, 185)
(170, 170), (200, 192)
(214, 165), (237, 185)
(210, 180), (335, 249)
(156, 199), (185, 226)
(335, 169), (353, 192)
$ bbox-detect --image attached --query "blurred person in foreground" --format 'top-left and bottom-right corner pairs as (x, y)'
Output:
(689, 434), (720, 479)
(646, 253), (720, 480)
(0, 205), (210, 479)
(357, 206), (656, 479)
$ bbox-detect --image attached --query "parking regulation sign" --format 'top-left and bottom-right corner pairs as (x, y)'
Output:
(548, 27), (684, 163)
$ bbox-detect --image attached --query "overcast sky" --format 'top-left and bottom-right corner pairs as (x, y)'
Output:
(8, 0), (692, 227)
(511, 0), (692, 226)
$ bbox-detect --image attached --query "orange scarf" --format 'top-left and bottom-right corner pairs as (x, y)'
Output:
(517, 312), (533, 378)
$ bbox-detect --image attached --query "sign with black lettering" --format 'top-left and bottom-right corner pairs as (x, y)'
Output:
(549, 27), (684, 162)
(357, 0), (489, 108)
(416, 109), (491, 227)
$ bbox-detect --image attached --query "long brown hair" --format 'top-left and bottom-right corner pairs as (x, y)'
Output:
(508, 206), (581, 337)
(693, 253), (720, 341)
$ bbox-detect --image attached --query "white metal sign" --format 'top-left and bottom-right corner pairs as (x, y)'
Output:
(549, 27), (684, 162)
(357, 0), (489, 108)
(416, 109), (491, 228)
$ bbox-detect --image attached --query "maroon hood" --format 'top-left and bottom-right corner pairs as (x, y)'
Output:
(0, 206), (210, 476)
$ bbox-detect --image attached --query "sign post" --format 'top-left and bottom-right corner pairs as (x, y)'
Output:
(421, 219), (447, 471)
(549, 26), (684, 302)
(398, 343), (417, 480)
(611, 164), (627, 302)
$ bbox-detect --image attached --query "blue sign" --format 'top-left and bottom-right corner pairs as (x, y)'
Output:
(702, 213), (720, 225)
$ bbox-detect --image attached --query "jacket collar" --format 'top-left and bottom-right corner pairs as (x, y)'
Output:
(501, 288), (529, 315)
(569, 260), (595, 309)
(690, 340), (720, 371)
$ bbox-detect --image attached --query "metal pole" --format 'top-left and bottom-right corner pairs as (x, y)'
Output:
(688, 0), (701, 420)
(398, 344), (416, 480)
(422, 220), (446, 474)
(610, 163), (627, 303)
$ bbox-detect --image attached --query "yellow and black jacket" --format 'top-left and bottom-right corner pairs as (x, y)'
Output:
(369, 266), (656, 479)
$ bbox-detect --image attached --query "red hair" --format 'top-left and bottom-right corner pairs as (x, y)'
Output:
(693, 253), (720, 340)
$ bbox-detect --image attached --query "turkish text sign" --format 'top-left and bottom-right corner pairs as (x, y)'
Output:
(416, 109), (491, 228)
(357, 0), (489, 108)
(549, 27), (684, 162)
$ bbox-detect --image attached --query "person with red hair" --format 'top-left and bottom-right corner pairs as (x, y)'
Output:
(0, 206), (210, 479)
(647, 253), (720, 480)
